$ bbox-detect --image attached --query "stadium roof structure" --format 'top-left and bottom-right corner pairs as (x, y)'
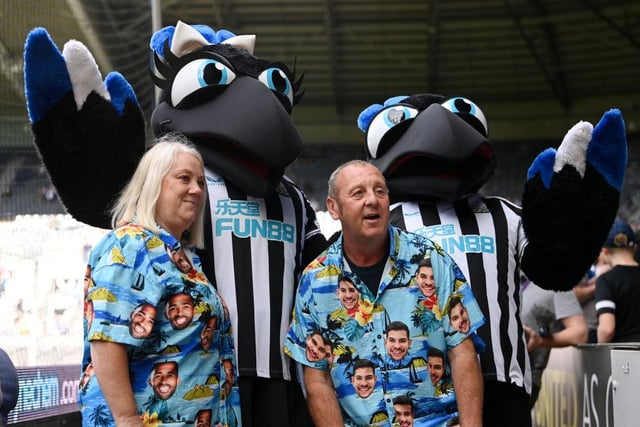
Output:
(2, 0), (640, 147)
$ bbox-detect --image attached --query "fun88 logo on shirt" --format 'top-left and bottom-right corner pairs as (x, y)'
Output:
(413, 224), (495, 255)
(214, 199), (295, 243)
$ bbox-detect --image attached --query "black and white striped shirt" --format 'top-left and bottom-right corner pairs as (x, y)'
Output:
(201, 169), (326, 381)
(390, 194), (532, 393)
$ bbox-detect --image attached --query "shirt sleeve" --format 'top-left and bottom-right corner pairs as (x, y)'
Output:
(553, 289), (583, 319)
(595, 275), (616, 315)
(436, 247), (486, 351)
(284, 270), (330, 370)
(87, 231), (162, 347)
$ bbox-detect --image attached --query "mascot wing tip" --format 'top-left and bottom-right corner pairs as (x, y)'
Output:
(526, 147), (556, 187)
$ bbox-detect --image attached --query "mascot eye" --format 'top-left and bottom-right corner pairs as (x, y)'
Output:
(441, 97), (488, 136)
(366, 105), (419, 159)
(171, 59), (237, 107)
(258, 67), (294, 109)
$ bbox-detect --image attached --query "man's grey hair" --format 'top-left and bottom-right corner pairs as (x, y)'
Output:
(327, 160), (383, 198)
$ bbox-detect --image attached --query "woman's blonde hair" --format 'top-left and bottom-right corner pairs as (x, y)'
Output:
(110, 133), (206, 248)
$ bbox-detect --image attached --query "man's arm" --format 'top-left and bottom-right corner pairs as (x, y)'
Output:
(90, 340), (142, 426)
(597, 312), (616, 343)
(448, 337), (483, 427)
(573, 282), (595, 304)
(303, 365), (343, 427)
(524, 314), (588, 352)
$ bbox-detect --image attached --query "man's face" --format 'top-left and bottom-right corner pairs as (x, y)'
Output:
(84, 300), (94, 331)
(130, 304), (156, 338)
(200, 316), (217, 351)
(81, 363), (94, 388)
(83, 265), (92, 294)
(223, 360), (234, 384)
(352, 367), (376, 398)
(306, 333), (330, 362)
(327, 163), (390, 244)
(166, 293), (194, 330)
(394, 403), (414, 427)
(337, 279), (360, 310)
(449, 302), (469, 333)
(385, 329), (411, 361)
(195, 410), (212, 427)
(416, 265), (436, 297)
(150, 362), (179, 400)
(428, 356), (445, 386)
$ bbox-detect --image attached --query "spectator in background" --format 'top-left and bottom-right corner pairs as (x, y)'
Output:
(521, 276), (587, 407)
(573, 252), (611, 343)
(595, 220), (640, 343)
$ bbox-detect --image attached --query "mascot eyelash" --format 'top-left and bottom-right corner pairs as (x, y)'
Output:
(151, 39), (305, 113)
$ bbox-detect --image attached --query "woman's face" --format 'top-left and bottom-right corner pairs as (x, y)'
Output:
(155, 152), (205, 238)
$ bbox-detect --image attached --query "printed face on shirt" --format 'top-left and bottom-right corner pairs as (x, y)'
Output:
(155, 151), (205, 239)
(352, 366), (376, 398)
(416, 265), (436, 298)
(80, 363), (94, 390)
(167, 246), (192, 273)
(326, 162), (390, 243)
(195, 409), (212, 427)
(385, 329), (411, 361)
(200, 315), (217, 351)
(305, 332), (331, 362)
(449, 300), (470, 334)
(428, 355), (445, 386)
(223, 359), (234, 385)
(129, 303), (157, 338)
(337, 278), (360, 310)
(150, 361), (179, 400)
(166, 293), (195, 330)
(84, 299), (94, 332)
(83, 265), (92, 294)
(394, 403), (414, 427)
(221, 359), (234, 397)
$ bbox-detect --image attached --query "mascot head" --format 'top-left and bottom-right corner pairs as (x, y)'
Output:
(358, 94), (496, 203)
(150, 21), (305, 196)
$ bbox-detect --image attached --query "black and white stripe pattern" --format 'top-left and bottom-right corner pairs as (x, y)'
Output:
(202, 168), (325, 381)
(390, 195), (531, 393)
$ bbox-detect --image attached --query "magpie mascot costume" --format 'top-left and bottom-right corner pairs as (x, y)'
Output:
(357, 93), (627, 425)
(24, 21), (327, 426)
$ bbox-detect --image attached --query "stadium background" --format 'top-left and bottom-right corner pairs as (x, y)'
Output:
(0, 1), (639, 424)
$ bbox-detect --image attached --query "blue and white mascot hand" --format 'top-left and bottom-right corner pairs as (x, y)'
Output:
(24, 27), (146, 228)
(357, 94), (626, 291)
(24, 21), (305, 229)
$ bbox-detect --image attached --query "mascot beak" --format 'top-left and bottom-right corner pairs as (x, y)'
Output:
(372, 103), (495, 202)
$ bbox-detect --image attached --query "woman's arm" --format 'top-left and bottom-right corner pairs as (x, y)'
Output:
(90, 340), (143, 427)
